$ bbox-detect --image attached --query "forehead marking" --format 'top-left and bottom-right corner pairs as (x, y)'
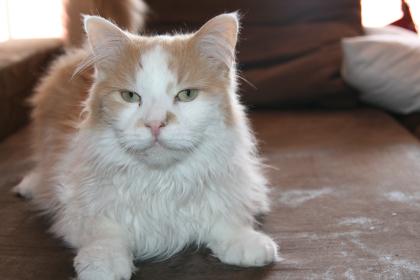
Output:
(136, 46), (176, 98)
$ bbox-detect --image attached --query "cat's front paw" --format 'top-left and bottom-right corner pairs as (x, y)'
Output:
(212, 230), (279, 267)
(74, 245), (133, 280)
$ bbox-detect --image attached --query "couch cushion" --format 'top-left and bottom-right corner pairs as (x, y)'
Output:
(1, 108), (420, 279)
(146, 0), (363, 108)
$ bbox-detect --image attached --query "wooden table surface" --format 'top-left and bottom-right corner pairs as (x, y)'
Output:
(1, 109), (420, 279)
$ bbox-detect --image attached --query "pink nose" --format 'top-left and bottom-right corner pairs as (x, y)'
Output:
(145, 121), (166, 138)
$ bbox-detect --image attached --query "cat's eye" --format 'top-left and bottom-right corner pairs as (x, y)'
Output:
(120, 90), (141, 104)
(176, 89), (199, 102)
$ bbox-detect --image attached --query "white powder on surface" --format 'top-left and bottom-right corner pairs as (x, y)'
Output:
(338, 217), (378, 227)
(350, 238), (420, 279)
(384, 191), (420, 207)
(337, 217), (382, 232)
(278, 188), (333, 207)
(344, 268), (356, 280)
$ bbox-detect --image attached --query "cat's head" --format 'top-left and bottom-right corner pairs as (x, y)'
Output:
(81, 13), (240, 167)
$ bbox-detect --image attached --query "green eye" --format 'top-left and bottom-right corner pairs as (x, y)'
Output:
(176, 89), (199, 102)
(120, 91), (141, 104)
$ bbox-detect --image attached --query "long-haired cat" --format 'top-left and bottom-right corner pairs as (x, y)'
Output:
(13, 13), (279, 280)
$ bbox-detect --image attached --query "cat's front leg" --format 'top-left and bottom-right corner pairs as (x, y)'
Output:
(70, 220), (134, 280)
(206, 219), (280, 267)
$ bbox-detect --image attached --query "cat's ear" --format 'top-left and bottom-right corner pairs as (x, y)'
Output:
(193, 13), (239, 68)
(83, 15), (129, 62)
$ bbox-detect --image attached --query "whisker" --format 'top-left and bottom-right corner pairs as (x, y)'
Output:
(237, 73), (257, 90)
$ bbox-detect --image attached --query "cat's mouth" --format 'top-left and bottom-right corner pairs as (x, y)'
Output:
(119, 138), (185, 155)
(115, 129), (199, 155)
(151, 139), (167, 149)
(151, 138), (189, 152)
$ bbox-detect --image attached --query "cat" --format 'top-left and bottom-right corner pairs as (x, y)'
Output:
(13, 13), (279, 280)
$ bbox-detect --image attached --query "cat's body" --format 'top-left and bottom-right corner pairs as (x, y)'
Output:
(14, 13), (279, 280)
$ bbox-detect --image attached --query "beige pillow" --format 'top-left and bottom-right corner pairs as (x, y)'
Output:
(342, 26), (420, 113)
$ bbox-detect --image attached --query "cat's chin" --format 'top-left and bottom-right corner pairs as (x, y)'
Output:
(143, 146), (189, 168)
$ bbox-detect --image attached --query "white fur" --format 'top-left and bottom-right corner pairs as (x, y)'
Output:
(16, 15), (278, 280)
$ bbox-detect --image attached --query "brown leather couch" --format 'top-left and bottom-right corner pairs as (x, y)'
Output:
(1, 1), (420, 279)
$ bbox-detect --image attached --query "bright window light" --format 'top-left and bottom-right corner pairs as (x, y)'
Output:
(407, 0), (420, 31)
(362, 0), (403, 27)
(362, 0), (419, 32)
(0, 0), (64, 42)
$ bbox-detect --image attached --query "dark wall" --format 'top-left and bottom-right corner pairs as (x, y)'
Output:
(145, 0), (363, 108)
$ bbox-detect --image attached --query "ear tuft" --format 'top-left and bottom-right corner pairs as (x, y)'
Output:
(83, 15), (128, 56)
(81, 15), (130, 73)
(194, 12), (240, 68)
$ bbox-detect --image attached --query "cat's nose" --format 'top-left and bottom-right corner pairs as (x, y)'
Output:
(145, 120), (166, 138)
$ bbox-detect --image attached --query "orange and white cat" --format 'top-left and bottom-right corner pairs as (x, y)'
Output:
(14, 13), (279, 280)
